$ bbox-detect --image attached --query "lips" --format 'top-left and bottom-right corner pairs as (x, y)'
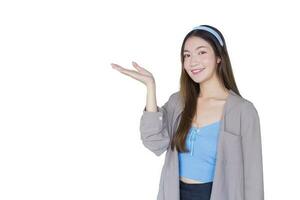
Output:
(191, 68), (205, 75)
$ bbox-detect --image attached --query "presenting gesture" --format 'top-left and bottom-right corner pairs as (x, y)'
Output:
(111, 61), (155, 86)
(111, 61), (158, 112)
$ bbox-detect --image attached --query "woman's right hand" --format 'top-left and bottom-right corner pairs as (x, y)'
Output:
(111, 61), (155, 86)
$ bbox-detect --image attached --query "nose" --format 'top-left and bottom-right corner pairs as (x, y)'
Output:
(191, 58), (199, 67)
(190, 54), (199, 67)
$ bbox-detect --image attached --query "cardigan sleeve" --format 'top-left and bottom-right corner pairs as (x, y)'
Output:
(139, 93), (175, 157)
(241, 101), (265, 200)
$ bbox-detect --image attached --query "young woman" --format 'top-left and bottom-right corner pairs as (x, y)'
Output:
(111, 25), (264, 200)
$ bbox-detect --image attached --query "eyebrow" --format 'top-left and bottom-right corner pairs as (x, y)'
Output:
(183, 46), (207, 52)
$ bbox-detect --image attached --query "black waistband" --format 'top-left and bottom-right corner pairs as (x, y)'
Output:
(180, 180), (213, 189)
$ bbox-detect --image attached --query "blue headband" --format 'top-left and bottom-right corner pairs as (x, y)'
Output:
(192, 25), (224, 47)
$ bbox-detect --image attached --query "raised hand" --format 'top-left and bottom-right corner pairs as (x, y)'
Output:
(111, 61), (155, 86)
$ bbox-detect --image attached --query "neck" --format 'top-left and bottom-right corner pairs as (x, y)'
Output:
(198, 75), (229, 99)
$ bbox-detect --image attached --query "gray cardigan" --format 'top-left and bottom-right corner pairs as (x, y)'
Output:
(140, 89), (264, 200)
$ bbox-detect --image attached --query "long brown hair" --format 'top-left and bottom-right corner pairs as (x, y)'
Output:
(170, 25), (242, 153)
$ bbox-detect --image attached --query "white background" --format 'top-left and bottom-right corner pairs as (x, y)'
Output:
(1, 0), (299, 199)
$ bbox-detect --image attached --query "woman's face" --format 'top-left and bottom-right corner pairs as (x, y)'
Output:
(183, 36), (221, 83)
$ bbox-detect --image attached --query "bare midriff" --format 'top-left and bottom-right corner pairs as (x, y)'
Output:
(180, 176), (205, 184)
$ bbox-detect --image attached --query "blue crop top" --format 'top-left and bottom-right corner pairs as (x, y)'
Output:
(178, 120), (221, 183)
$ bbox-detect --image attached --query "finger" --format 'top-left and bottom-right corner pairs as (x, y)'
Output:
(132, 61), (150, 73)
(119, 68), (139, 77)
(111, 63), (139, 76)
(111, 63), (121, 69)
(119, 70), (145, 83)
(112, 63), (138, 73)
(111, 63), (128, 72)
(111, 63), (146, 83)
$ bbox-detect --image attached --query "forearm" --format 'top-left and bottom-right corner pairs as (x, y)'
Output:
(145, 82), (158, 112)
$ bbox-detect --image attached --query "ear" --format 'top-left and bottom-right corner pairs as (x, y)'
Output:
(217, 57), (221, 63)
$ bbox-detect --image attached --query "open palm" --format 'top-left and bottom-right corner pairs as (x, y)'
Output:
(111, 61), (155, 86)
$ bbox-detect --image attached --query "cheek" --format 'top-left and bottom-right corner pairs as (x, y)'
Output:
(183, 65), (189, 74)
(204, 55), (217, 68)
(183, 61), (188, 70)
(202, 55), (213, 64)
(183, 64), (192, 75)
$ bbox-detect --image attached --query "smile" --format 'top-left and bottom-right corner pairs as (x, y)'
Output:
(191, 68), (205, 75)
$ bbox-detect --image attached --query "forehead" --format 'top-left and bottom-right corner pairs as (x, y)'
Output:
(183, 36), (212, 52)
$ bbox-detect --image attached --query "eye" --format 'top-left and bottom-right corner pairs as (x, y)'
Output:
(199, 51), (206, 54)
(183, 54), (190, 58)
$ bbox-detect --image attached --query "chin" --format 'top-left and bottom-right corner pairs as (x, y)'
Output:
(191, 77), (206, 84)
(190, 71), (215, 84)
(189, 74), (209, 83)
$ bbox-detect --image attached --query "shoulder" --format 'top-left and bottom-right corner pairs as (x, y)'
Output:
(168, 91), (182, 108)
(228, 90), (259, 115)
(238, 96), (260, 122)
(228, 94), (261, 134)
(169, 91), (181, 101)
(161, 91), (183, 115)
(241, 98), (259, 115)
(168, 90), (259, 117)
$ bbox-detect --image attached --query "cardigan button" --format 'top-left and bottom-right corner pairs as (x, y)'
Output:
(159, 116), (162, 120)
